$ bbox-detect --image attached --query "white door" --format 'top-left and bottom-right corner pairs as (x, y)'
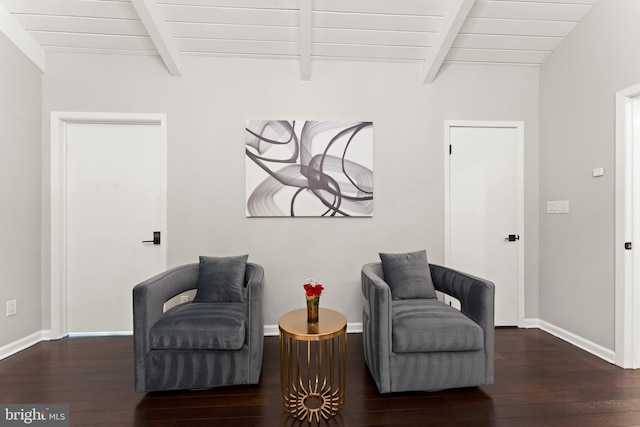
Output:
(615, 86), (640, 368)
(52, 114), (167, 335)
(629, 96), (640, 368)
(445, 122), (524, 326)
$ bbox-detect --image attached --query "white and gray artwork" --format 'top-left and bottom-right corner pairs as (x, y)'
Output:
(245, 120), (373, 217)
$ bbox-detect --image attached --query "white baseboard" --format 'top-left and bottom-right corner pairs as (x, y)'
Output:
(532, 319), (616, 364)
(347, 322), (363, 333)
(264, 324), (279, 336)
(521, 317), (540, 329)
(68, 331), (133, 338)
(0, 330), (50, 361)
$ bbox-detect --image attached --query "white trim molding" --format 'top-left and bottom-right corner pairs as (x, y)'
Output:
(68, 331), (133, 338)
(521, 317), (540, 329)
(614, 82), (640, 368)
(0, 330), (50, 361)
(50, 112), (168, 339)
(538, 320), (615, 365)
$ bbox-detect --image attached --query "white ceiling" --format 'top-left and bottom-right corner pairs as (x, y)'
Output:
(0, 0), (598, 82)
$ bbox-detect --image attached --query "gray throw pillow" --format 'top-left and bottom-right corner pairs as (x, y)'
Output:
(379, 250), (437, 299)
(193, 255), (248, 303)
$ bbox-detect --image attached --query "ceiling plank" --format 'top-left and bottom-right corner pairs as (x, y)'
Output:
(314, 0), (448, 16)
(131, 0), (181, 76)
(44, 46), (158, 56)
(299, 0), (311, 81)
(16, 15), (148, 37)
(469, 1), (593, 22)
(461, 17), (576, 37)
(422, 0), (475, 84)
(2, 0), (137, 20)
(177, 38), (298, 56)
(313, 43), (427, 61)
(160, 5), (297, 26)
(454, 34), (562, 52)
(169, 22), (297, 42)
(157, 0), (299, 8)
(498, 0), (596, 4)
(314, 28), (434, 47)
(31, 32), (156, 52)
(315, 12), (440, 32)
(446, 47), (550, 64)
(0, 2), (45, 72)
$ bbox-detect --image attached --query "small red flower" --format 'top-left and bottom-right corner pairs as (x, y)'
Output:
(303, 281), (324, 297)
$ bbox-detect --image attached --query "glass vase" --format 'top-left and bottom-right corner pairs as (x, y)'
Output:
(306, 295), (320, 323)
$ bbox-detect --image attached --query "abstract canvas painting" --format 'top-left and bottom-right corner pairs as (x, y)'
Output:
(245, 120), (373, 217)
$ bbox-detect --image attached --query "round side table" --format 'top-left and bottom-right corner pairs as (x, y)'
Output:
(278, 308), (347, 422)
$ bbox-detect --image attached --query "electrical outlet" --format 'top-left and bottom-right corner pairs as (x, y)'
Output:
(6, 300), (17, 317)
(180, 295), (189, 304)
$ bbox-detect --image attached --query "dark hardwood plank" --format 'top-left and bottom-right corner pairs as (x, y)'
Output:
(1, 329), (640, 426)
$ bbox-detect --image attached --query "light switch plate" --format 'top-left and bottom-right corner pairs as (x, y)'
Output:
(6, 300), (17, 316)
(547, 200), (569, 214)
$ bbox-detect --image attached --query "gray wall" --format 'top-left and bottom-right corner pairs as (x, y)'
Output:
(41, 54), (539, 329)
(4, 0), (639, 359)
(539, 0), (640, 349)
(0, 34), (42, 347)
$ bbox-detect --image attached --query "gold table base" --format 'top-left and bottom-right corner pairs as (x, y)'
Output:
(279, 308), (347, 422)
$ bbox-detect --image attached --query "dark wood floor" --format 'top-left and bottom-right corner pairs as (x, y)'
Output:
(1, 329), (640, 426)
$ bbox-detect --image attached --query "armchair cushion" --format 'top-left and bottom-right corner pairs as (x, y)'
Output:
(392, 299), (484, 353)
(379, 250), (437, 299)
(150, 302), (246, 350)
(193, 254), (248, 303)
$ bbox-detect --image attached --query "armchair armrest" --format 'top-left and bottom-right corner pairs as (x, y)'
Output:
(429, 263), (495, 383)
(132, 263), (198, 392)
(429, 264), (495, 331)
(244, 263), (264, 384)
(133, 264), (199, 341)
(361, 262), (393, 393)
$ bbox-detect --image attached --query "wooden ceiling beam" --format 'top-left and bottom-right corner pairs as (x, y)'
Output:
(0, 3), (45, 72)
(131, 0), (181, 76)
(422, 0), (475, 84)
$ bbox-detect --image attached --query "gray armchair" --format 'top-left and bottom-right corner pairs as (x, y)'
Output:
(361, 254), (494, 393)
(133, 259), (264, 392)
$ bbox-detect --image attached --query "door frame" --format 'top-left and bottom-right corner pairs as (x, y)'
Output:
(444, 120), (525, 327)
(50, 112), (168, 339)
(615, 83), (640, 369)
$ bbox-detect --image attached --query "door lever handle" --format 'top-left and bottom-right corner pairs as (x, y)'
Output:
(142, 231), (161, 245)
(504, 234), (520, 242)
